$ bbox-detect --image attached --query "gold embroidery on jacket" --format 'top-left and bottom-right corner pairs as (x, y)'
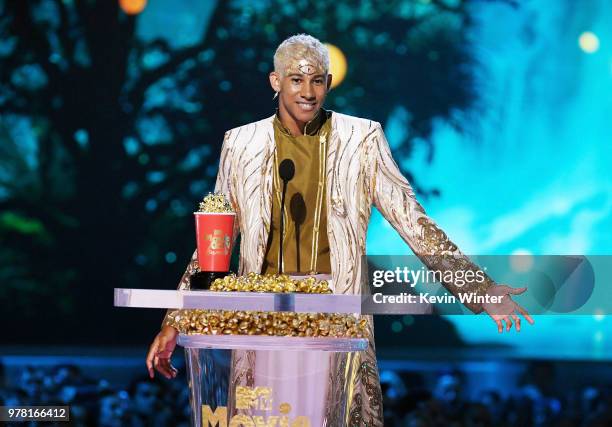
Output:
(417, 217), (495, 298)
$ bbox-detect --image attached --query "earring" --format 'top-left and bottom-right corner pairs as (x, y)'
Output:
(273, 91), (279, 100)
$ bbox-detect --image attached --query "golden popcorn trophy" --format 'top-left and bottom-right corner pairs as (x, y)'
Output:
(190, 193), (236, 290)
(115, 194), (369, 426)
(115, 279), (368, 426)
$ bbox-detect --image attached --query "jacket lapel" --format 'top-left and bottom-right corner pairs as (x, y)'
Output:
(254, 117), (276, 271)
(327, 112), (347, 218)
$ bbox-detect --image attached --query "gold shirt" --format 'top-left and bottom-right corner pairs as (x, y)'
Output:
(262, 110), (332, 274)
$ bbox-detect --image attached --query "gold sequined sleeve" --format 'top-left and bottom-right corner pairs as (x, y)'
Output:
(370, 123), (494, 313)
(161, 131), (240, 328)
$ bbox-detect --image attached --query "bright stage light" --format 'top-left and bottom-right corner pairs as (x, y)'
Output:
(325, 43), (347, 89)
(578, 31), (600, 54)
(119, 0), (147, 15)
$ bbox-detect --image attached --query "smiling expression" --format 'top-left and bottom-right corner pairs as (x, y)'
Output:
(270, 59), (333, 135)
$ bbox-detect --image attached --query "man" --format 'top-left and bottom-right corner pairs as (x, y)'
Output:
(146, 34), (533, 426)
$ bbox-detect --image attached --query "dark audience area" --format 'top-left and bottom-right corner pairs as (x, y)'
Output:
(1, 360), (611, 426)
(379, 365), (612, 427)
(0, 362), (189, 427)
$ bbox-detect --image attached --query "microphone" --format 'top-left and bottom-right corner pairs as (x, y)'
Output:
(279, 159), (295, 182)
(290, 193), (306, 272)
(278, 159), (295, 273)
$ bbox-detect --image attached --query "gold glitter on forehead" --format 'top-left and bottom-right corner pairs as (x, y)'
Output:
(297, 59), (316, 75)
(285, 58), (325, 76)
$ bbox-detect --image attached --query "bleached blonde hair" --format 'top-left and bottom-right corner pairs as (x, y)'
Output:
(273, 34), (330, 77)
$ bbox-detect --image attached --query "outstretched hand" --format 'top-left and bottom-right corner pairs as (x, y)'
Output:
(482, 285), (535, 333)
(146, 325), (179, 379)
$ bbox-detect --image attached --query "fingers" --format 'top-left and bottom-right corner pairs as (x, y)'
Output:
(498, 315), (518, 332)
(147, 334), (179, 380)
(494, 318), (503, 333)
(504, 315), (513, 332)
(516, 304), (535, 324)
(512, 313), (521, 332)
(506, 286), (528, 295)
(153, 355), (165, 378)
(495, 313), (526, 333)
(153, 356), (177, 379)
(153, 354), (160, 376)
(146, 338), (160, 379)
(158, 336), (178, 379)
(159, 358), (178, 378)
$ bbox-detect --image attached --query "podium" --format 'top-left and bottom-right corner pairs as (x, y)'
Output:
(115, 288), (369, 426)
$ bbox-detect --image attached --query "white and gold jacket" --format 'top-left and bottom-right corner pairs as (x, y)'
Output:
(174, 112), (494, 426)
(209, 112), (492, 309)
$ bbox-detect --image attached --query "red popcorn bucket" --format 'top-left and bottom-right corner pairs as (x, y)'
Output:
(194, 212), (235, 272)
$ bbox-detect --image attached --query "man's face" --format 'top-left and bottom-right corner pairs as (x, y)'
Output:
(270, 59), (332, 125)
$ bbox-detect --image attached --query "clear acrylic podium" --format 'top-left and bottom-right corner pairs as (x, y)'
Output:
(115, 288), (369, 427)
